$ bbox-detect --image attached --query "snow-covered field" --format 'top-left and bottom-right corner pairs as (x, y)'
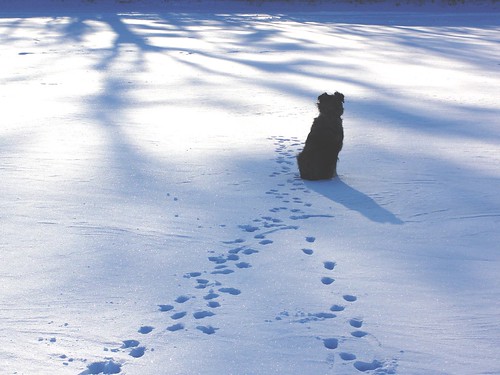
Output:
(1, 1), (499, 374)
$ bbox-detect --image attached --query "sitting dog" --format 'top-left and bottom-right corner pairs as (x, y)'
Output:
(297, 92), (344, 180)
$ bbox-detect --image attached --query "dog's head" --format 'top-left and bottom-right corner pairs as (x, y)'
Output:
(317, 92), (344, 117)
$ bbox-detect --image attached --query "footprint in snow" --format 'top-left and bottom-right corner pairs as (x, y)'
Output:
(330, 304), (345, 312)
(235, 262), (251, 269)
(79, 360), (121, 375)
(208, 255), (227, 264)
(197, 325), (218, 335)
(305, 236), (316, 243)
(167, 323), (185, 332)
(121, 340), (145, 358)
(204, 291), (219, 300)
(351, 330), (368, 338)
(207, 301), (221, 308)
(213, 265), (229, 272)
(339, 352), (357, 361)
(239, 224), (259, 232)
(195, 279), (210, 288)
(218, 287), (241, 295)
(175, 295), (191, 303)
(323, 338), (338, 350)
(228, 246), (245, 254)
(138, 326), (154, 334)
(129, 346), (146, 358)
(343, 295), (357, 302)
(171, 311), (187, 320)
(259, 239), (273, 245)
(193, 311), (215, 319)
(242, 248), (259, 255)
(269, 207), (287, 213)
(324, 261), (336, 270)
(321, 277), (335, 285)
(349, 318), (363, 328)
(158, 304), (174, 312)
(122, 340), (140, 349)
(353, 360), (383, 372)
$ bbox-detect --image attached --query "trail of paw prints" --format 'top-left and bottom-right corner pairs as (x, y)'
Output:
(267, 295), (362, 363)
(79, 138), (306, 372)
(321, 294), (397, 373)
(267, 136), (300, 179)
(298, 232), (395, 372)
(161, 268), (243, 335)
(78, 325), (155, 374)
(156, 215), (300, 338)
(159, 240), (254, 335)
(318, 264), (390, 371)
(262, 235), (342, 327)
(82, 253), (245, 370)
(39, 331), (87, 372)
(159, 278), (230, 336)
(267, 136), (337, 222)
(43, 321), (155, 374)
(267, 136), (306, 192)
(267, 136), (398, 372)
(38, 322), (136, 374)
(272, 300), (397, 373)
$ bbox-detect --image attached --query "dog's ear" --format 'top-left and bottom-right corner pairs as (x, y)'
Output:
(334, 92), (344, 103)
(318, 92), (329, 102)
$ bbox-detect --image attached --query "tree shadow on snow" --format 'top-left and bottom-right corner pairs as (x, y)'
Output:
(304, 178), (404, 225)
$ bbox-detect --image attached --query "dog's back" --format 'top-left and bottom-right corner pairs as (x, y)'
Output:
(297, 92), (344, 180)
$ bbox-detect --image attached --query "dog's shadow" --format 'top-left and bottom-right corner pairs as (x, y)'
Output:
(304, 178), (404, 225)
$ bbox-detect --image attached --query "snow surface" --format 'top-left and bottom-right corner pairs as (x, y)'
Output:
(1, 1), (499, 374)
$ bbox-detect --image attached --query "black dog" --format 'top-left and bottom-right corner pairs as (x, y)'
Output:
(297, 92), (344, 180)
